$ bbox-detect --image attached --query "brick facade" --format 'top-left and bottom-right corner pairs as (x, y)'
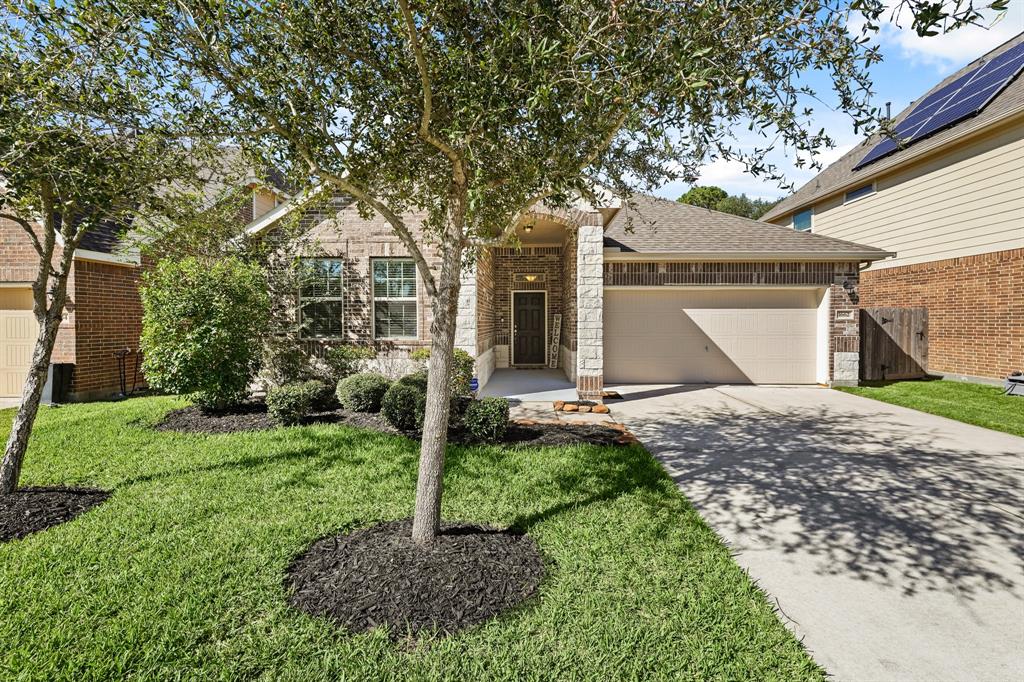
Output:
(490, 246), (564, 366)
(859, 248), (1024, 380)
(68, 258), (147, 399)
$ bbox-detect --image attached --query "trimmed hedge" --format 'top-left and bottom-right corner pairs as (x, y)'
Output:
(381, 381), (427, 432)
(266, 381), (323, 426)
(336, 372), (391, 413)
(409, 347), (475, 397)
(464, 397), (510, 442)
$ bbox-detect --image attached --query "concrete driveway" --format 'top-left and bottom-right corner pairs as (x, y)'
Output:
(608, 384), (1024, 682)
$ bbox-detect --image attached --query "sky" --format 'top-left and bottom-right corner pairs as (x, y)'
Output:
(652, 3), (1024, 203)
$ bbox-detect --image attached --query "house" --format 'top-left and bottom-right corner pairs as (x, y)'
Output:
(250, 191), (891, 399)
(761, 33), (1024, 382)
(0, 163), (287, 402)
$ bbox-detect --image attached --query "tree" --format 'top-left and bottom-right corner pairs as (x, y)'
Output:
(677, 186), (728, 210)
(0, 3), (210, 493)
(104, 0), (1002, 543)
(679, 188), (780, 219)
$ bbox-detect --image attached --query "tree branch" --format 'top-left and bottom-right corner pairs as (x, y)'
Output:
(0, 212), (45, 258)
(396, 0), (464, 182)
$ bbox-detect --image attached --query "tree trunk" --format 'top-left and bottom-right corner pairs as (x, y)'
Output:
(0, 282), (68, 494)
(410, 238), (464, 544)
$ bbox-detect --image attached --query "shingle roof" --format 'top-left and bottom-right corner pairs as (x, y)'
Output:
(603, 193), (891, 260)
(78, 220), (124, 254)
(762, 32), (1024, 223)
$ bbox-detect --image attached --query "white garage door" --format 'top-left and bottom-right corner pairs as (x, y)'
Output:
(1, 288), (38, 398)
(604, 288), (822, 385)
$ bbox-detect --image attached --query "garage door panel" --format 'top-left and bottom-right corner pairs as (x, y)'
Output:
(604, 289), (821, 385)
(0, 297), (38, 398)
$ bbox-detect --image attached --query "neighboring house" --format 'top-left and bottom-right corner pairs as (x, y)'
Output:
(0, 167), (287, 402)
(762, 34), (1024, 382)
(250, 191), (890, 399)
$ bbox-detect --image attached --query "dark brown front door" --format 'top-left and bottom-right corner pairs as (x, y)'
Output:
(513, 292), (546, 365)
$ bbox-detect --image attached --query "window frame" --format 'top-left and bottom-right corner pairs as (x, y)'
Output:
(298, 258), (345, 340)
(371, 257), (419, 340)
(793, 208), (813, 232)
(844, 182), (876, 205)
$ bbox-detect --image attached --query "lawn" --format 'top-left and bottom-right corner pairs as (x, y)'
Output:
(0, 397), (822, 680)
(837, 379), (1024, 438)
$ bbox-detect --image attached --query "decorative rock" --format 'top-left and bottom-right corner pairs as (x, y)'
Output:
(577, 405), (591, 413)
(553, 400), (565, 411)
(593, 404), (610, 414)
(562, 403), (579, 412)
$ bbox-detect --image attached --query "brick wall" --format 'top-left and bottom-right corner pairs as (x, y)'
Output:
(491, 246), (563, 365)
(859, 248), (1024, 379)
(69, 258), (147, 399)
(475, 248), (495, 355)
(269, 197), (439, 354)
(602, 260), (862, 383)
(561, 228), (578, 352)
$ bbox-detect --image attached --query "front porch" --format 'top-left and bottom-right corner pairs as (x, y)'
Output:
(456, 208), (606, 401)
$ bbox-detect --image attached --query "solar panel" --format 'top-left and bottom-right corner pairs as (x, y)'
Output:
(854, 40), (1024, 170)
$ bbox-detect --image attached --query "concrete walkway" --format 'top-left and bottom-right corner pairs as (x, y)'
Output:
(480, 368), (578, 402)
(0, 397), (19, 409)
(608, 384), (1024, 682)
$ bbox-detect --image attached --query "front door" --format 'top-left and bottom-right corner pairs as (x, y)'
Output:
(513, 292), (546, 365)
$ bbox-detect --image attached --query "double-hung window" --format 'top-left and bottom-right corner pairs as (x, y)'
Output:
(373, 258), (417, 339)
(299, 258), (344, 339)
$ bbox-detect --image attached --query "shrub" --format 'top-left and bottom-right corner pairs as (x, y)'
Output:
(409, 347), (475, 396)
(141, 257), (270, 411)
(266, 381), (322, 426)
(324, 345), (377, 384)
(261, 338), (314, 387)
(381, 381), (427, 432)
(336, 372), (391, 412)
(304, 379), (336, 410)
(463, 398), (510, 442)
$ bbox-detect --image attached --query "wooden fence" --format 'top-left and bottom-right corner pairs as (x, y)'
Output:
(860, 307), (929, 381)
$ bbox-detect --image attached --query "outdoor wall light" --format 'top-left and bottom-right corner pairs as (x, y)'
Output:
(523, 224), (534, 233)
(524, 274), (539, 282)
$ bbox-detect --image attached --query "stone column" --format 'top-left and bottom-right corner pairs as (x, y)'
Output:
(454, 260), (477, 356)
(830, 263), (861, 386)
(576, 220), (604, 400)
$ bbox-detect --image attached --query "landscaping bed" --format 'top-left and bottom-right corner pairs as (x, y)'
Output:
(0, 486), (110, 543)
(286, 518), (544, 639)
(154, 399), (633, 446)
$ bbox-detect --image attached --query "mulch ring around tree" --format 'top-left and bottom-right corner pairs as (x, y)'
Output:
(0, 486), (111, 543)
(285, 518), (545, 640)
(153, 402), (399, 436)
(499, 421), (635, 447)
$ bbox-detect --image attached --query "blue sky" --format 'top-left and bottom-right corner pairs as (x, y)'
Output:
(652, 4), (1024, 203)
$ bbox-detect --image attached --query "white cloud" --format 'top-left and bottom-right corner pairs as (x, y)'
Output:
(857, 4), (1023, 74)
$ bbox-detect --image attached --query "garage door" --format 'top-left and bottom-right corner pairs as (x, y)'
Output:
(1, 288), (38, 398)
(604, 288), (822, 385)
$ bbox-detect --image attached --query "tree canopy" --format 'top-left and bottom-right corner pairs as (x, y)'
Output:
(678, 186), (779, 219)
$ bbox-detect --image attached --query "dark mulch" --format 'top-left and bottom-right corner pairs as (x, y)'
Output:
(0, 486), (111, 543)
(154, 402), (398, 436)
(286, 518), (545, 639)
(500, 422), (629, 447)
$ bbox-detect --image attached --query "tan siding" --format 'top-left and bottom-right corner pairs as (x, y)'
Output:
(785, 121), (1024, 270)
(253, 189), (279, 220)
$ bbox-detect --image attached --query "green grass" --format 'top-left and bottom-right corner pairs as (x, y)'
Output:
(0, 397), (822, 680)
(837, 379), (1024, 438)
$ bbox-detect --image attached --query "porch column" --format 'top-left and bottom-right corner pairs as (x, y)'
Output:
(454, 260), (477, 356)
(576, 219), (604, 400)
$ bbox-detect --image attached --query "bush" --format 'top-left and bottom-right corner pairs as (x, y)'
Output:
(381, 380), (427, 432)
(304, 379), (336, 410)
(324, 345), (377, 384)
(463, 397), (510, 442)
(409, 347), (475, 396)
(266, 381), (322, 426)
(141, 257), (270, 411)
(336, 372), (391, 412)
(261, 338), (314, 387)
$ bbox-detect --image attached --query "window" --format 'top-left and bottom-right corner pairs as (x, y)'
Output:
(793, 209), (813, 232)
(844, 183), (875, 204)
(299, 258), (344, 339)
(372, 258), (417, 339)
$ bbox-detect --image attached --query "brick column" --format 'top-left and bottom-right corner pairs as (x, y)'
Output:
(576, 221), (604, 400)
(830, 263), (860, 386)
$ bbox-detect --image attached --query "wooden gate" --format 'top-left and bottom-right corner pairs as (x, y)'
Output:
(860, 307), (928, 381)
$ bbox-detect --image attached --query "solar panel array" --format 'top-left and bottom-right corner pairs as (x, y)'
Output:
(854, 40), (1024, 170)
